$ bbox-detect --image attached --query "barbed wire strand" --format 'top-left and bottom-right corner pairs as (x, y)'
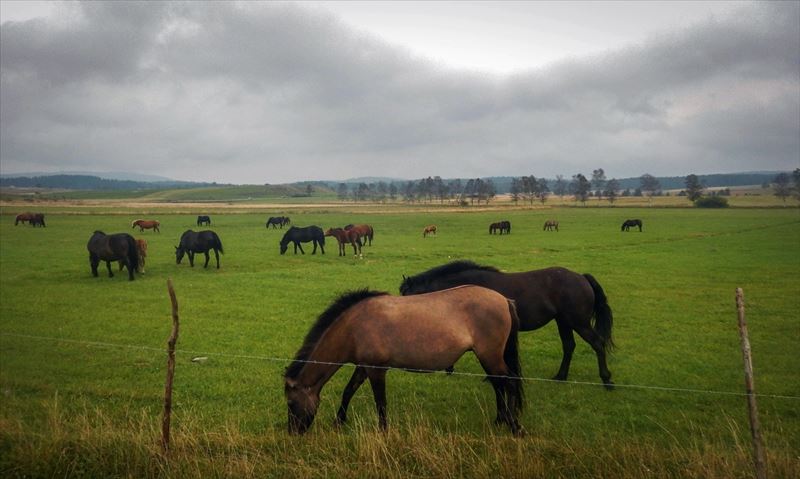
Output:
(1, 332), (797, 401)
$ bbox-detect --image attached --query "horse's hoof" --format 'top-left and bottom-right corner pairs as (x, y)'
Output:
(512, 426), (527, 438)
(551, 374), (567, 382)
(603, 381), (615, 391)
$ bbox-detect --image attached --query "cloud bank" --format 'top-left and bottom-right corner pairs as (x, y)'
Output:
(1, 1), (798, 183)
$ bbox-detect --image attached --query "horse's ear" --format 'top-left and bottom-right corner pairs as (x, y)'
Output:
(402, 274), (407, 280)
(285, 378), (298, 389)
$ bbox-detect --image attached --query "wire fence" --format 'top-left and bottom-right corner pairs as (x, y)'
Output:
(1, 331), (798, 401)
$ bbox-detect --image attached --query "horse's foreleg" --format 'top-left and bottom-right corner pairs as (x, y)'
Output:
(90, 254), (100, 277)
(296, 242), (305, 255)
(105, 261), (114, 278)
(336, 367), (368, 425)
(367, 369), (388, 431)
(188, 252), (195, 267)
(574, 326), (614, 390)
(553, 321), (576, 381)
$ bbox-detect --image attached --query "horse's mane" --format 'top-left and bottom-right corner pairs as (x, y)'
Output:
(285, 289), (389, 379)
(404, 260), (500, 287)
(93, 230), (105, 235)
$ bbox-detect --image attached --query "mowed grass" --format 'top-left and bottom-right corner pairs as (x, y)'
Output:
(0, 207), (798, 477)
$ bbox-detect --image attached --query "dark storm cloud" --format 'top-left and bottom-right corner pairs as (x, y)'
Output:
(1, 1), (797, 183)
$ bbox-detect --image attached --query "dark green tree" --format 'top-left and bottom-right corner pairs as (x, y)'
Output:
(605, 178), (620, 204)
(592, 168), (606, 200)
(571, 173), (591, 205)
(773, 172), (791, 204)
(684, 174), (704, 202)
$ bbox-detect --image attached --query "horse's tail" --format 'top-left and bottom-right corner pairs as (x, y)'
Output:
(127, 237), (139, 277)
(583, 273), (614, 353)
(503, 299), (524, 414)
(215, 234), (224, 254)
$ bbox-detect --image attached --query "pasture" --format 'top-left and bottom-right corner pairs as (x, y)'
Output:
(1, 206), (798, 478)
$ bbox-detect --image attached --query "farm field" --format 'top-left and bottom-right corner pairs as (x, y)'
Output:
(1, 206), (799, 478)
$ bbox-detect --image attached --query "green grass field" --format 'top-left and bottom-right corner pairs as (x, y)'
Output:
(1, 206), (798, 478)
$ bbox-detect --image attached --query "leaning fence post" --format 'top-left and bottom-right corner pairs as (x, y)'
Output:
(162, 279), (180, 455)
(736, 288), (767, 479)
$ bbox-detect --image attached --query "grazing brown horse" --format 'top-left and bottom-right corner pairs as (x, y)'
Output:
(15, 213), (35, 225)
(423, 225), (437, 237)
(489, 221), (511, 235)
(285, 286), (524, 435)
(118, 238), (148, 273)
(543, 220), (559, 231)
(132, 219), (160, 233)
(344, 224), (374, 246)
(400, 261), (615, 389)
(325, 228), (362, 256)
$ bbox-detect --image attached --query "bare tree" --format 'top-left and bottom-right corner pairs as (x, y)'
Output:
(773, 172), (791, 204)
(605, 178), (620, 204)
(640, 173), (661, 205)
(592, 168), (606, 200)
(571, 173), (591, 205)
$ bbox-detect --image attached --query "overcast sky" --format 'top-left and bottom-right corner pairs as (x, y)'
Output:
(1, 1), (798, 184)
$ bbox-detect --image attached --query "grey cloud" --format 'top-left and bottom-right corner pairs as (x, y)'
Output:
(1, 1), (797, 183)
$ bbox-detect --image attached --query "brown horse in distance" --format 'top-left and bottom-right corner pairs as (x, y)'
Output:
(285, 286), (524, 435)
(325, 228), (362, 256)
(344, 224), (374, 246)
(543, 220), (559, 231)
(132, 219), (160, 233)
(15, 213), (35, 225)
(423, 225), (437, 237)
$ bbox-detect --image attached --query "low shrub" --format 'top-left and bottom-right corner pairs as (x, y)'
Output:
(694, 196), (729, 208)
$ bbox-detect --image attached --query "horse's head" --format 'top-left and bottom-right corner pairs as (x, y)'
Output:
(175, 245), (185, 264)
(399, 275), (421, 296)
(279, 240), (288, 255)
(284, 378), (319, 435)
(324, 228), (334, 237)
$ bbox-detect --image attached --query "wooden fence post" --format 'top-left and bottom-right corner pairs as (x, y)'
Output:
(736, 287), (767, 479)
(162, 279), (180, 455)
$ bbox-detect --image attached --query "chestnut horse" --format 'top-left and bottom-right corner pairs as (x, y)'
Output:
(543, 220), (559, 231)
(285, 286), (524, 435)
(423, 225), (437, 237)
(344, 224), (374, 246)
(132, 219), (160, 233)
(325, 227), (362, 256)
(120, 239), (148, 273)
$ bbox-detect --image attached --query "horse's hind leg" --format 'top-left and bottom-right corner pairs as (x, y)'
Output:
(553, 321), (577, 381)
(203, 251), (210, 268)
(366, 369), (388, 431)
(105, 261), (114, 278)
(336, 367), (368, 425)
(574, 326), (614, 389)
(214, 249), (220, 268)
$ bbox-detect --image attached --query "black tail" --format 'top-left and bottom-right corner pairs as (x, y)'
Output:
(216, 234), (224, 254)
(583, 273), (614, 353)
(126, 238), (139, 280)
(503, 299), (524, 414)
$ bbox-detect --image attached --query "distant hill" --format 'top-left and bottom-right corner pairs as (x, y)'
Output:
(0, 171), (175, 182)
(0, 174), (210, 190)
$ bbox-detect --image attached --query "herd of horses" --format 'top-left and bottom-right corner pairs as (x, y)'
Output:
(15, 210), (629, 435)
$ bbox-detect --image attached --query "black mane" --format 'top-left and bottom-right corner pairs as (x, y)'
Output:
(402, 260), (499, 290)
(285, 289), (388, 379)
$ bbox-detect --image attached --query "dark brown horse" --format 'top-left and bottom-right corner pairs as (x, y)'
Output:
(489, 221), (511, 235)
(400, 261), (615, 389)
(543, 220), (559, 231)
(621, 219), (642, 232)
(344, 224), (374, 246)
(175, 230), (224, 268)
(325, 227), (362, 256)
(285, 286), (524, 435)
(132, 219), (160, 233)
(30, 213), (46, 227)
(15, 213), (35, 225)
(87, 231), (139, 281)
(423, 225), (437, 237)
